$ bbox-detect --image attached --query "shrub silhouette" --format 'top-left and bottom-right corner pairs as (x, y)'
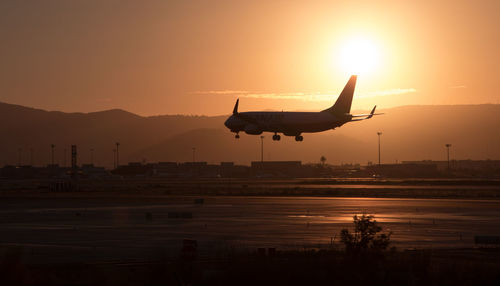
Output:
(340, 214), (392, 253)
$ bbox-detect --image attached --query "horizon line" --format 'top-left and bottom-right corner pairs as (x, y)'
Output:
(1, 100), (500, 118)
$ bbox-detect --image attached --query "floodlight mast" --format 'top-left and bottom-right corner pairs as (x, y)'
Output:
(377, 132), (383, 166)
(260, 136), (264, 163)
(50, 144), (55, 165)
(115, 142), (120, 167)
(445, 144), (452, 170)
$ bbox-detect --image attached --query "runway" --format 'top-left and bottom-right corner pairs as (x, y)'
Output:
(1, 195), (499, 263)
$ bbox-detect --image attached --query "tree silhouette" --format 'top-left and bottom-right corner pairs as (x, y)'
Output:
(320, 155), (327, 166)
(340, 214), (392, 253)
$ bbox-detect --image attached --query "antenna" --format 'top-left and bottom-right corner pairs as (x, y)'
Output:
(377, 132), (383, 166)
(50, 144), (55, 166)
(115, 142), (120, 168)
(260, 136), (264, 163)
(445, 144), (452, 170)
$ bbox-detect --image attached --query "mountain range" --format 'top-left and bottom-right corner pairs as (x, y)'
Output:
(1, 101), (499, 168)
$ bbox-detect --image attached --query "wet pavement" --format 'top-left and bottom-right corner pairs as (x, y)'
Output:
(1, 195), (499, 263)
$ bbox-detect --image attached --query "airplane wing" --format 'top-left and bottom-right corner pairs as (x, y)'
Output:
(350, 106), (384, 121)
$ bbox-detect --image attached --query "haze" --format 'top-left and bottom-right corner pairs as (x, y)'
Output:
(1, 0), (500, 116)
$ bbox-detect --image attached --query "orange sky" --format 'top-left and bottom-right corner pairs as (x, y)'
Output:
(1, 0), (499, 116)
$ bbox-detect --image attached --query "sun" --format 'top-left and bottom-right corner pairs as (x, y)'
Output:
(337, 36), (381, 76)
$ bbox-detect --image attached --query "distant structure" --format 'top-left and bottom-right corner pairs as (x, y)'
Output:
(445, 144), (452, 170)
(71, 145), (77, 169)
(320, 156), (327, 166)
(115, 142), (120, 167)
(251, 161), (302, 177)
(50, 144), (55, 165)
(260, 136), (264, 163)
(402, 159), (500, 177)
(366, 162), (439, 178)
(2, 159), (500, 180)
(377, 132), (383, 166)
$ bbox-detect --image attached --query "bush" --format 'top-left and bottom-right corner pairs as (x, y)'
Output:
(340, 214), (392, 253)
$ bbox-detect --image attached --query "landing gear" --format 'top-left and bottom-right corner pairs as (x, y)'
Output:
(272, 133), (281, 141)
(294, 135), (303, 142)
(235, 133), (240, 139)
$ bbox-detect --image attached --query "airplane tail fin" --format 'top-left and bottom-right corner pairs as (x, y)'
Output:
(233, 99), (239, 115)
(323, 75), (357, 115)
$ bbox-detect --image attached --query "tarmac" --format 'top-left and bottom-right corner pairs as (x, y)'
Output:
(1, 194), (500, 263)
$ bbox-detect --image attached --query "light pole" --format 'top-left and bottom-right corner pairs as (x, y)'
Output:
(192, 147), (196, 163)
(90, 148), (94, 165)
(260, 136), (264, 163)
(113, 149), (116, 169)
(50, 144), (55, 165)
(377, 132), (382, 166)
(115, 142), (120, 167)
(445, 144), (452, 170)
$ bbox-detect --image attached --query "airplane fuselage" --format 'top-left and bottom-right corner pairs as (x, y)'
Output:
(224, 111), (352, 136)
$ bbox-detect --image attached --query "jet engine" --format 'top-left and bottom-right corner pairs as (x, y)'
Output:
(244, 124), (262, 135)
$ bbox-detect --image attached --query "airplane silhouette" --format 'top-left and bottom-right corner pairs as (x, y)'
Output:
(224, 75), (382, 141)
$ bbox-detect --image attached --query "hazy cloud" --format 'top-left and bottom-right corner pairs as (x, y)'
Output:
(450, 85), (467, 89)
(357, 88), (418, 98)
(194, 88), (417, 101)
(192, 90), (251, 95)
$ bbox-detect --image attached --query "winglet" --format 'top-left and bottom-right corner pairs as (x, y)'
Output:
(232, 99), (239, 115)
(350, 105), (383, 121)
(367, 105), (376, 119)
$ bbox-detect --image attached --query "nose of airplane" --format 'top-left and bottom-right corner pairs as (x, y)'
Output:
(224, 116), (232, 128)
(225, 115), (244, 131)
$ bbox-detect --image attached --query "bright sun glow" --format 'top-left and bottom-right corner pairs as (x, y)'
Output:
(338, 36), (381, 76)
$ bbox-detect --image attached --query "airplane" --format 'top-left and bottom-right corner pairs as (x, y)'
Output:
(224, 75), (382, 141)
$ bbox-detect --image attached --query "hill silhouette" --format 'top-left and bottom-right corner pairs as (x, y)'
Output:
(1, 101), (499, 167)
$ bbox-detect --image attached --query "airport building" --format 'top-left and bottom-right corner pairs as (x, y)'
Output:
(402, 160), (500, 177)
(251, 161), (302, 177)
(2, 159), (500, 180)
(366, 162), (440, 178)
